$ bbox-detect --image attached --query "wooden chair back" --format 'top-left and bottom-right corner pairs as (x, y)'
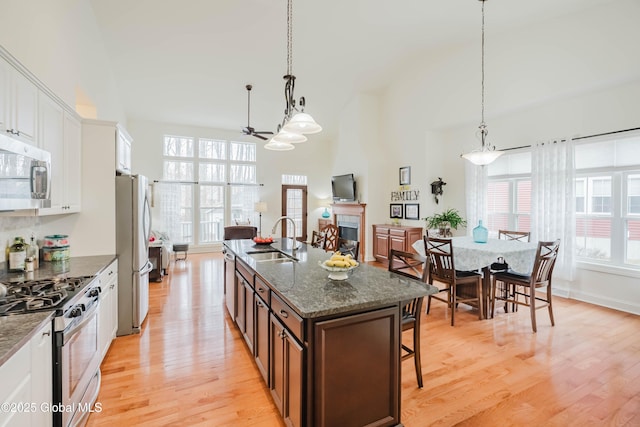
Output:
(223, 226), (257, 240)
(498, 230), (531, 242)
(322, 224), (339, 252)
(310, 230), (326, 248)
(530, 240), (561, 286)
(423, 236), (456, 282)
(388, 249), (427, 282)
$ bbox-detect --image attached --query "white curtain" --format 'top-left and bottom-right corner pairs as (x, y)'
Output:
(464, 161), (488, 235)
(154, 182), (183, 243)
(531, 139), (576, 281)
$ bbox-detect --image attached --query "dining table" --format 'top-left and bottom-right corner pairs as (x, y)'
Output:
(413, 235), (538, 318)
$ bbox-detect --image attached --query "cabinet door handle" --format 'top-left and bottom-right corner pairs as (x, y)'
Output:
(42, 330), (51, 337)
(279, 330), (287, 339)
(257, 287), (265, 293)
(279, 309), (289, 319)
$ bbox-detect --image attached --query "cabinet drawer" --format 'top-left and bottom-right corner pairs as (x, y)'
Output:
(271, 293), (303, 342)
(236, 258), (255, 287)
(389, 228), (407, 237)
(254, 275), (271, 306)
(375, 226), (390, 235)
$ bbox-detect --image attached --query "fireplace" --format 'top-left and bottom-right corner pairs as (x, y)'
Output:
(331, 203), (366, 261)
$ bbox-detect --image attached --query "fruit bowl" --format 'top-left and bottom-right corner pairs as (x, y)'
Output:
(319, 254), (359, 280)
(253, 236), (274, 246)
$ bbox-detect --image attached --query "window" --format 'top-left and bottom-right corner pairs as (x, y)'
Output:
(487, 152), (531, 235)
(487, 130), (640, 270)
(160, 135), (257, 245)
(281, 175), (308, 241)
(574, 131), (640, 267)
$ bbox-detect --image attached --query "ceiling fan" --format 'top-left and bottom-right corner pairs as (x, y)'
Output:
(241, 84), (273, 141)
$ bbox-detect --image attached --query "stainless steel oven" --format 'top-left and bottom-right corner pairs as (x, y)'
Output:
(53, 278), (102, 427)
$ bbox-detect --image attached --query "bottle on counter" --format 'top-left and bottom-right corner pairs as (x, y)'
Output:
(28, 234), (39, 269)
(9, 237), (27, 272)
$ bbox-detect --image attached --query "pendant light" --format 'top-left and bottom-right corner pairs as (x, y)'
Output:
(461, 0), (503, 166)
(266, 0), (321, 151)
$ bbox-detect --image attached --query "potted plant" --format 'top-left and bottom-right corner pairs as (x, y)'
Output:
(423, 208), (467, 237)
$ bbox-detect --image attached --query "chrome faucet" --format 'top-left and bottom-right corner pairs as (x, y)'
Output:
(272, 216), (298, 252)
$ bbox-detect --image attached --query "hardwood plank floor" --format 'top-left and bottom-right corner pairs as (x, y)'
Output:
(87, 253), (640, 426)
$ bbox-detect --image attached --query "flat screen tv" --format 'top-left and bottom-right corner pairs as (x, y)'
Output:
(332, 173), (357, 202)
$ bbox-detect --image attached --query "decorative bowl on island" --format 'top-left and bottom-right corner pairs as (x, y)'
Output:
(319, 252), (359, 280)
(253, 236), (274, 246)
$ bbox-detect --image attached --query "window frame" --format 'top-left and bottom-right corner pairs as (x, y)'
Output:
(161, 135), (257, 246)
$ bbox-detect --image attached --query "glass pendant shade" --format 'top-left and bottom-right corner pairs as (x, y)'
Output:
(461, 148), (503, 166)
(272, 128), (307, 144)
(282, 112), (322, 134)
(264, 138), (295, 151)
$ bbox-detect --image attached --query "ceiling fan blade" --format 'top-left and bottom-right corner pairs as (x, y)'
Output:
(254, 130), (274, 135)
(253, 134), (269, 141)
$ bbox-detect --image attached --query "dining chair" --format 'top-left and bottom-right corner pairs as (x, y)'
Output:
(337, 237), (360, 260)
(223, 225), (257, 240)
(491, 239), (561, 332)
(494, 230), (531, 313)
(423, 235), (483, 326)
(388, 249), (427, 388)
(310, 230), (326, 248)
(498, 230), (531, 242)
(322, 224), (340, 252)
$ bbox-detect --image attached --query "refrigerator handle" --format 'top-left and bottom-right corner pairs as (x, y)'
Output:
(141, 260), (153, 275)
(143, 189), (152, 250)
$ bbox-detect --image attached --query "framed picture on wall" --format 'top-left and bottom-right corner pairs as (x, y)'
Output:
(399, 166), (411, 185)
(390, 204), (403, 219)
(404, 203), (420, 220)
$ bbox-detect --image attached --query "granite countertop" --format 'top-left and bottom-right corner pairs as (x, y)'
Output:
(0, 254), (117, 366)
(0, 254), (117, 283)
(0, 312), (53, 366)
(224, 239), (437, 319)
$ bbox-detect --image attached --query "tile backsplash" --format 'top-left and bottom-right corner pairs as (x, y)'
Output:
(0, 215), (42, 263)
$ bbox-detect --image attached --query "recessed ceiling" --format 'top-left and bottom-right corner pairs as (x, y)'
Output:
(89, 0), (616, 139)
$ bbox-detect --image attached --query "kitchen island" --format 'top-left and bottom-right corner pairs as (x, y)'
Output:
(223, 239), (437, 427)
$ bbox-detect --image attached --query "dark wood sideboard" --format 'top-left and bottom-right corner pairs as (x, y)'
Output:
(372, 224), (423, 265)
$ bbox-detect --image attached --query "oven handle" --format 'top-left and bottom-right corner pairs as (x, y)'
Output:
(62, 299), (99, 346)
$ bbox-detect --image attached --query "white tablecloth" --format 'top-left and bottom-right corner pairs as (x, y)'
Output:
(413, 236), (537, 274)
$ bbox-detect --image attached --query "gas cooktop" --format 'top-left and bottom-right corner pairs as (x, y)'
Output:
(0, 276), (95, 316)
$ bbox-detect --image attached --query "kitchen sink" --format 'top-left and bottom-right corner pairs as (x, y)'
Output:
(247, 250), (296, 263)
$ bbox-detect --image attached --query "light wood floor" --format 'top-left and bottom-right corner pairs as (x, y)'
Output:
(87, 253), (640, 427)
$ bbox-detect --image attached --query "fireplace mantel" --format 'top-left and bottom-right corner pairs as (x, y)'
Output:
(331, 203), (366, 261)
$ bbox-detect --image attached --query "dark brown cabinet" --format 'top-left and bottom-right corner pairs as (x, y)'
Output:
(148, 246), (163, 281)
(223, 252), (235, 318)
(254, 292), (270, 383)
(313, 306), (400, 427)
(270, 314), (303, 427)
(372, 224), (423, 265)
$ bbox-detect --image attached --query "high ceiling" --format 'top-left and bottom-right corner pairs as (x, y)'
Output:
(89, 0), (615, 139)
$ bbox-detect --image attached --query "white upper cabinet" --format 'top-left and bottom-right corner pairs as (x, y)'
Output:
(37, 92), (82, 215)
(0, 56), (37, 144)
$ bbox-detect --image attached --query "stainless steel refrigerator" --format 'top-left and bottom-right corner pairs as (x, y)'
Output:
(116, 174), (153, 336)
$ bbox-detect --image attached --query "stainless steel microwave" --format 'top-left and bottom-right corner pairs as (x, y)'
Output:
(0, 133), (51, 211)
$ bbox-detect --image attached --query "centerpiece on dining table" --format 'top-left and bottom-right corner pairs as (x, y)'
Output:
(319, 251), (359, 280)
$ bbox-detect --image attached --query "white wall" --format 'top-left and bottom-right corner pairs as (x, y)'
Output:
(0, 0), (124, 258)
(0, 0), (124, 122)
